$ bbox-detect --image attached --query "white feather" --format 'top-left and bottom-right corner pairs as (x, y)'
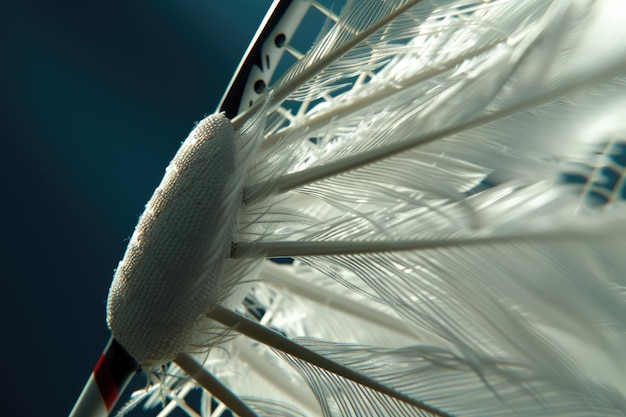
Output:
(117, 0), (626, 416)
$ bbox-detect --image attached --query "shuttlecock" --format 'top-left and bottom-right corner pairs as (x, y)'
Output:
(72, 0), (626, 416)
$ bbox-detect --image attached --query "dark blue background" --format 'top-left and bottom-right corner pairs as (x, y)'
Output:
(1, 1), (269, 415)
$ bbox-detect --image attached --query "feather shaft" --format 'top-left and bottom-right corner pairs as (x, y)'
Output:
(233, 223), (621, 258)
(208, 306), (453, 417)
(245, 58), (626, 198)
(174, 353), (260, 417)
(261, 37), (508, 149)
(237, 342), (322, 414)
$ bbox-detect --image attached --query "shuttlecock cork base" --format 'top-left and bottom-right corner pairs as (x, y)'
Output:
(107, 113), (237, 367)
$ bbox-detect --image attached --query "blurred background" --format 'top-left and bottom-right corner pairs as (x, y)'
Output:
(1, 1), (271, 415)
